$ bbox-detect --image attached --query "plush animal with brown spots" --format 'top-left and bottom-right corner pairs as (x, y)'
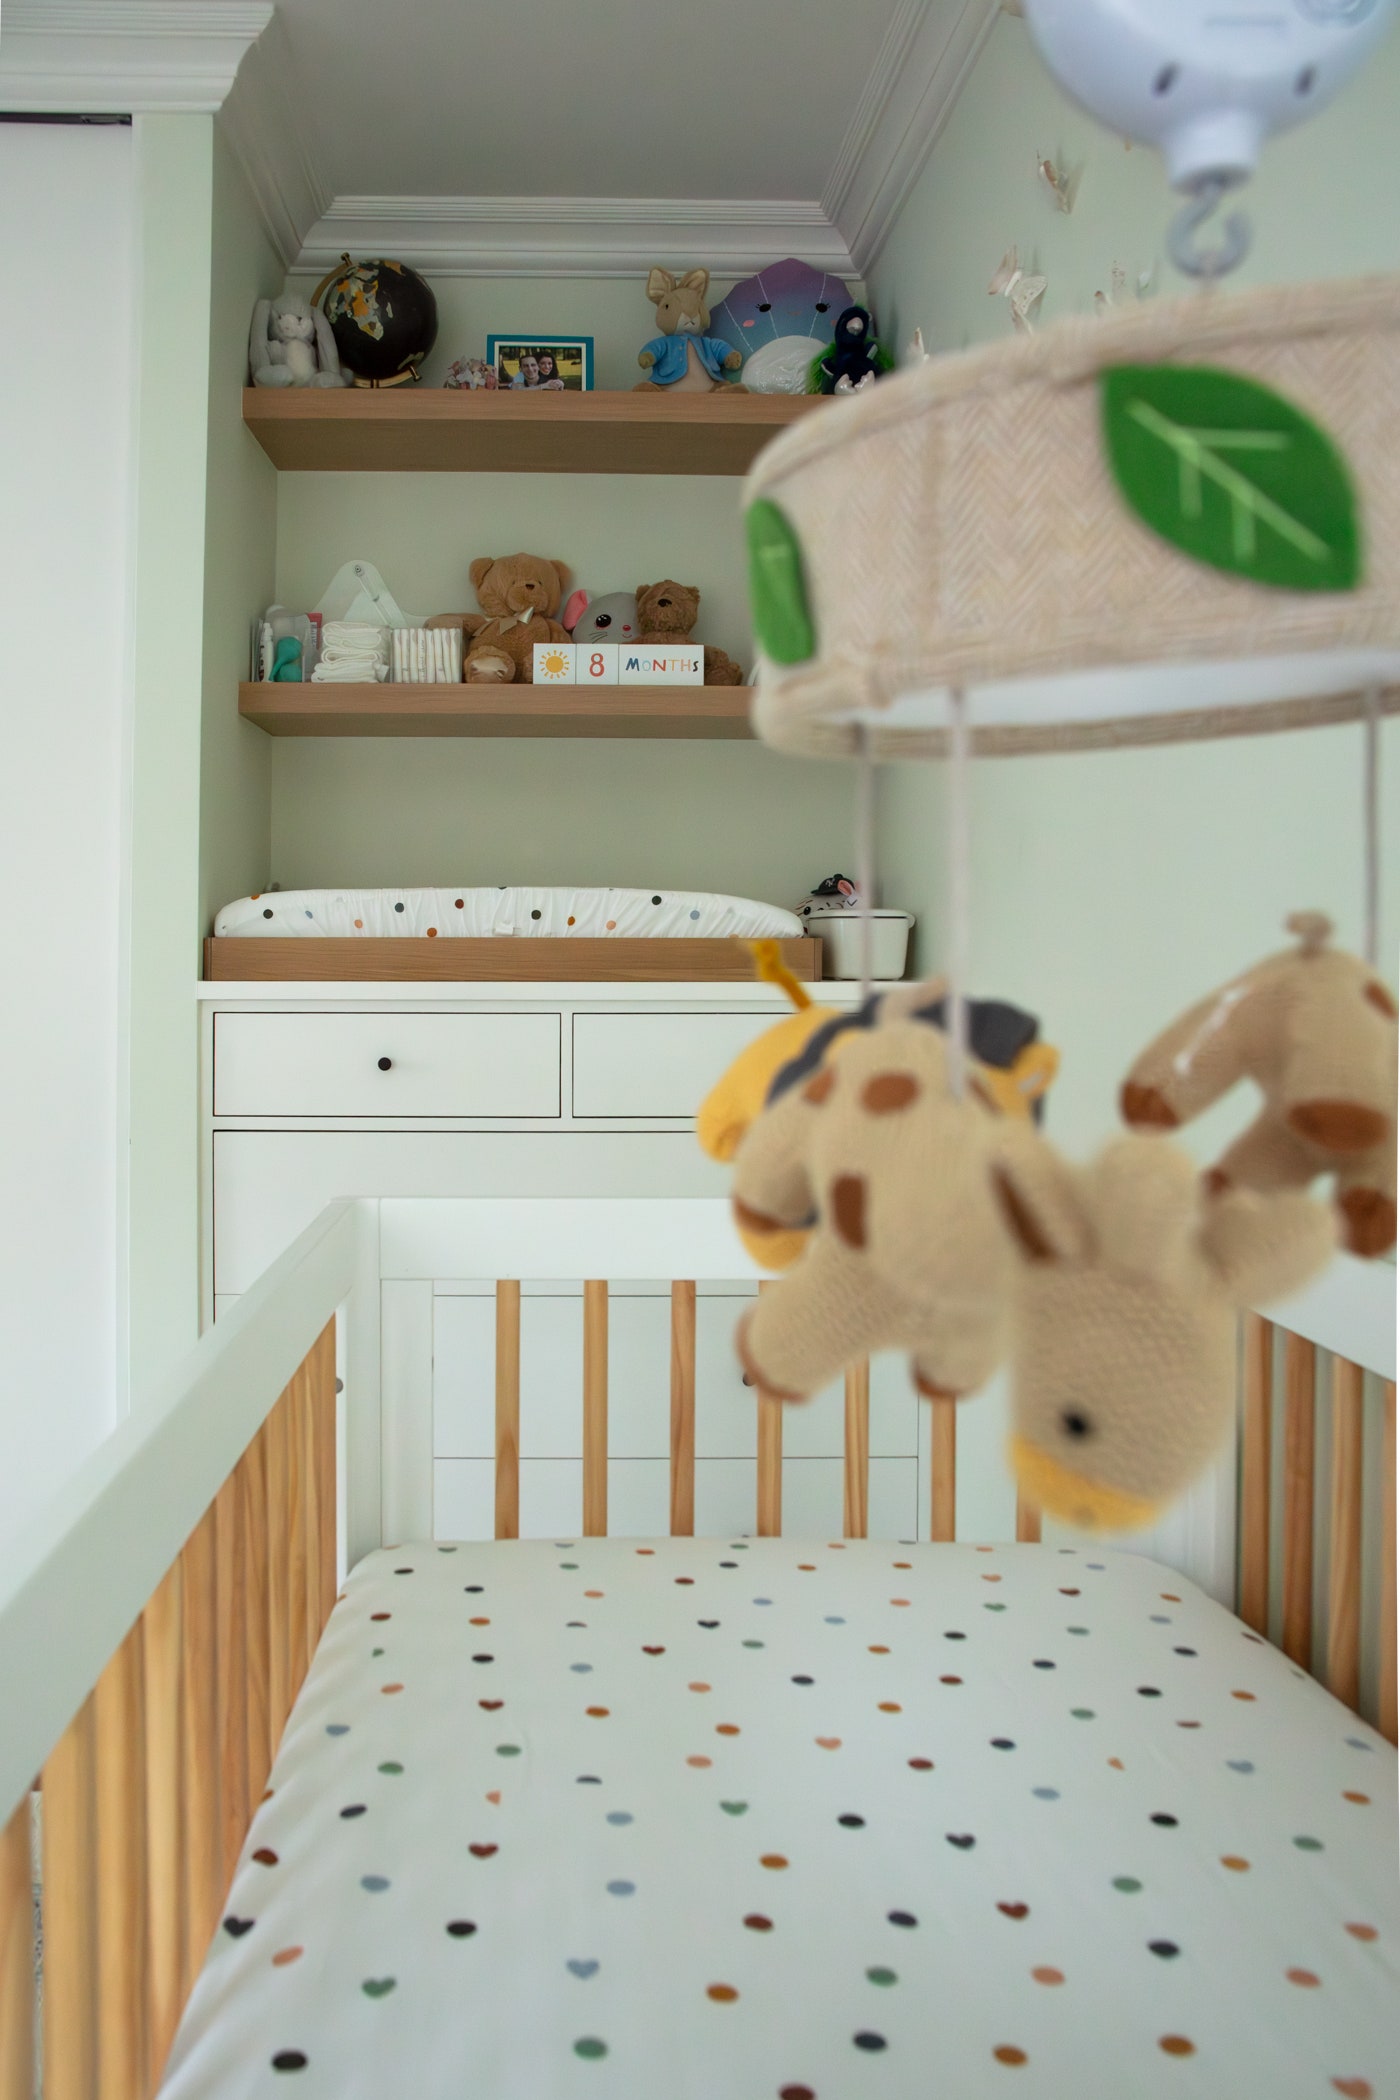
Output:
(732, 1005), (1016, 1403)
(1121, 913), (1397, 1258)
(991, 1128), (1336, 1534)
(427, 552), (573, 684)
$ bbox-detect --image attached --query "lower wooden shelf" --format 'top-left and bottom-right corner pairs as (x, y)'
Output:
(238, 682), (755, 739)
(203, 936), (823, 982)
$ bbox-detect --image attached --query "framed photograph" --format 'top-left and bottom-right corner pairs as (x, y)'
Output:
(487, 335), (594, 393)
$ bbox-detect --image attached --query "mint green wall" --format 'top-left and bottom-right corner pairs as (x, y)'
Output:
(256, 271), (859, 913)
(127, 115), (215, 1390)
(864, 9), (1400, 1146)
(200, 124), (280, 937)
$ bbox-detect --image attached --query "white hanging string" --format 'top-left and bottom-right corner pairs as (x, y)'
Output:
(1363, 686), (1381, 970)
(946, 685), (971, 1100)
(856, 723), (877, 1001)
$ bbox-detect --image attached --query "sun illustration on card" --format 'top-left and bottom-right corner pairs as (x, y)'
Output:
(537, 647), (573, 681)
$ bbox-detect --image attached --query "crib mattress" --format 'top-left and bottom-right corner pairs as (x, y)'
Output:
(161, 1540), (1400, 2100)
(214, 888), (803, 941)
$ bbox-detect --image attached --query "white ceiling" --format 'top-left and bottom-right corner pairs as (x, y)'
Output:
(0, 0), (1005, 274)
(274, 0), (906, 204)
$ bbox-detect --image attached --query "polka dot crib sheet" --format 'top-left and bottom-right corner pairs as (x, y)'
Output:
(214, 888), (804, 941)
(160, 1540), (1400, 2100)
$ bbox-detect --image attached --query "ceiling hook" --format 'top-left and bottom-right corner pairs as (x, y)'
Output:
(1166, 174), (1253, 281)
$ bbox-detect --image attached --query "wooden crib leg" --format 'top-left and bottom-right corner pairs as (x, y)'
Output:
(1327, 1358), (1365, 1713)
(214, 1473), (249, 1891)
(143, 1558), (187, 2085)
(181, 1510), (222, 1981)
(495, 1282), (521, 1542)
(670, 1281), (696, 1538)
(1239, 1313), (1274, 1636)
(843, 1361), (869, 1540)
(929, 1397), (957, 1543)
(94, 1621), (149, 2100)
(756, 1395), (782, 1538)
(1, 1796), (34, 2100)
(42, 1694), (98, 2100)
(1014, 1492), (1042, 1544)
(1282, 1334), (1317, 1669)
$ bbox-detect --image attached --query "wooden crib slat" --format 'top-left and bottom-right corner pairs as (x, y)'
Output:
(929, 1398), (957, 1543)
(495, 1281), (521, 1541)
(1327, 1356), (1365, 1713)
(266, 1392), (293, 1753)
(1015, 1492), (1042, 1544)
(0, 1796), (32, 2100)
(583, 1280), (608, 1538)
(181, 1511), (222, 1981)
(1240, 1313), (1274, 1636)
(287, 1361), (310, 1700)
(1381, 1381), (1397, 1746)
(756, 1395), (782, 1538)
(214, 1472), (249, 1891)
(843, 1360), (870, 1540)
(314, 1321), (338, 1635)
(301, 1340), (324, 1666)
(42, 1694), (97, 2100)
(240, 1428), (272, 1804)
(93, 1621), (148, 2100)
(670, 1281), (696, 1538)
(1282, 1333), (1318, 1669)
(142, 1557), (187, 2085)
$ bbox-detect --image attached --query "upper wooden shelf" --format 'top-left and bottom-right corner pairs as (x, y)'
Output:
(239, 681), (755, 739)
(241, 387), (823, 476)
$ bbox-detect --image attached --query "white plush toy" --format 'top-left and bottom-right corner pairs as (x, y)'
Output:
(249, 295), (348, 389)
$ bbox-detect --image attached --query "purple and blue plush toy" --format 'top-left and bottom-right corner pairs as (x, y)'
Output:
(710, 258), (853, 394)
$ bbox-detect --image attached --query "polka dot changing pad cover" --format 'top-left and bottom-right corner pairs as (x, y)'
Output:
(159, 1540), (1400, 2100)
(214, 889), (804, 940)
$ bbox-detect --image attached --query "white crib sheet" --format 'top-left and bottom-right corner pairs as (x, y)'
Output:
(161, 1540), (1400, 2100)
(214, 888), (803, 941)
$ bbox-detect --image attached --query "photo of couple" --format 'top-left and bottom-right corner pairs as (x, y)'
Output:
(488, 336), (593, 391)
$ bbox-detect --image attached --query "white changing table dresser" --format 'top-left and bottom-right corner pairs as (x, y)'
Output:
(200, 979), (946, 1545)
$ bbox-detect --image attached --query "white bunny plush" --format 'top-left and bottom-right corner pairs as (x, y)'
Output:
(249, 295), (348, 389)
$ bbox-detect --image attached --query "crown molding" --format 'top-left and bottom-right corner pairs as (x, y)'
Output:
(0, 1), (273, 113)
(218, 13), (331, 266)
(293, 195), (857, 281)
(824, 0), (1001, 276)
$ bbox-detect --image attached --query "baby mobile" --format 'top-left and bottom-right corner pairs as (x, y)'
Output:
(706, 0), (1400, 1537)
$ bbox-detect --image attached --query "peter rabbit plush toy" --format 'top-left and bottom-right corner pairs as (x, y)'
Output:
(636, 267), (746, 393)
(1121, 913), (1397, 1257)
(991, 1128), (1336, 1533)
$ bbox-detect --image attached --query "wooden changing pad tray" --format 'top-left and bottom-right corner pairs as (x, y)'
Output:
(203, 936), (824, 982)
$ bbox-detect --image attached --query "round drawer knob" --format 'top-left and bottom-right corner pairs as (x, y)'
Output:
(377, 1056), (393, 1071)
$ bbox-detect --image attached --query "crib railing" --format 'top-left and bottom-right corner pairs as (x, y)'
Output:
(0, 1197), (1393, 2100)
(0, 1200), (364, 2100)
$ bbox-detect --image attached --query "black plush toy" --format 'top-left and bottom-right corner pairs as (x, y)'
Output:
(808, 307), (892, 395)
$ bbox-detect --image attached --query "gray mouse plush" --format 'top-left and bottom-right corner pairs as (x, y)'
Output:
(249, 294), (349, 389)
(561, 589), (641, 646)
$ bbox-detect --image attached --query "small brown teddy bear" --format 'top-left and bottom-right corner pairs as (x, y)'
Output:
(428, 553), (572, 683)
(636, 579), (743, 686)
(732, 1010), (1015, 1406)
(991, 1128), (1336, 1533)
(635, 267), (746, 394)
(1121, 912), (1397, 1257)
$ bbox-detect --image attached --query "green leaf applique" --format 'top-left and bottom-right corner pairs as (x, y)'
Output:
(1100, 363), (1361, 593)
(746, 499), (816, 665)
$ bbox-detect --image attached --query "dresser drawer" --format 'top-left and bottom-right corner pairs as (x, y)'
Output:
(213, 1012), (561, 1118)
(571, 1011), (783, 1119)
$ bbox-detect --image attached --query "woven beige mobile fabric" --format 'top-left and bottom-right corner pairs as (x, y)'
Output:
(745, 277), (1400, 761)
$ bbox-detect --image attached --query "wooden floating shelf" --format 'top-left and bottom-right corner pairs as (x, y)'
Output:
(204, 936), (823, 983)
(241, 386), (823, 476)
(239, 682), (756, 740)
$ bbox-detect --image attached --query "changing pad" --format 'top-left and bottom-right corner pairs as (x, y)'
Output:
(214, 889), (804, 941)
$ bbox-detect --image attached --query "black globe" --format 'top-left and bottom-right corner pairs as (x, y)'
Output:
(318, 257), (438, 382)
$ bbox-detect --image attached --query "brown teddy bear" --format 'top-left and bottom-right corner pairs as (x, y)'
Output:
(1121, 913), (1397, 1257)
(428, 553), (572, 683)
(991, 1127), (1336, 1533)
(636, 579), (743, 686)
(635, 267), (746, 394)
